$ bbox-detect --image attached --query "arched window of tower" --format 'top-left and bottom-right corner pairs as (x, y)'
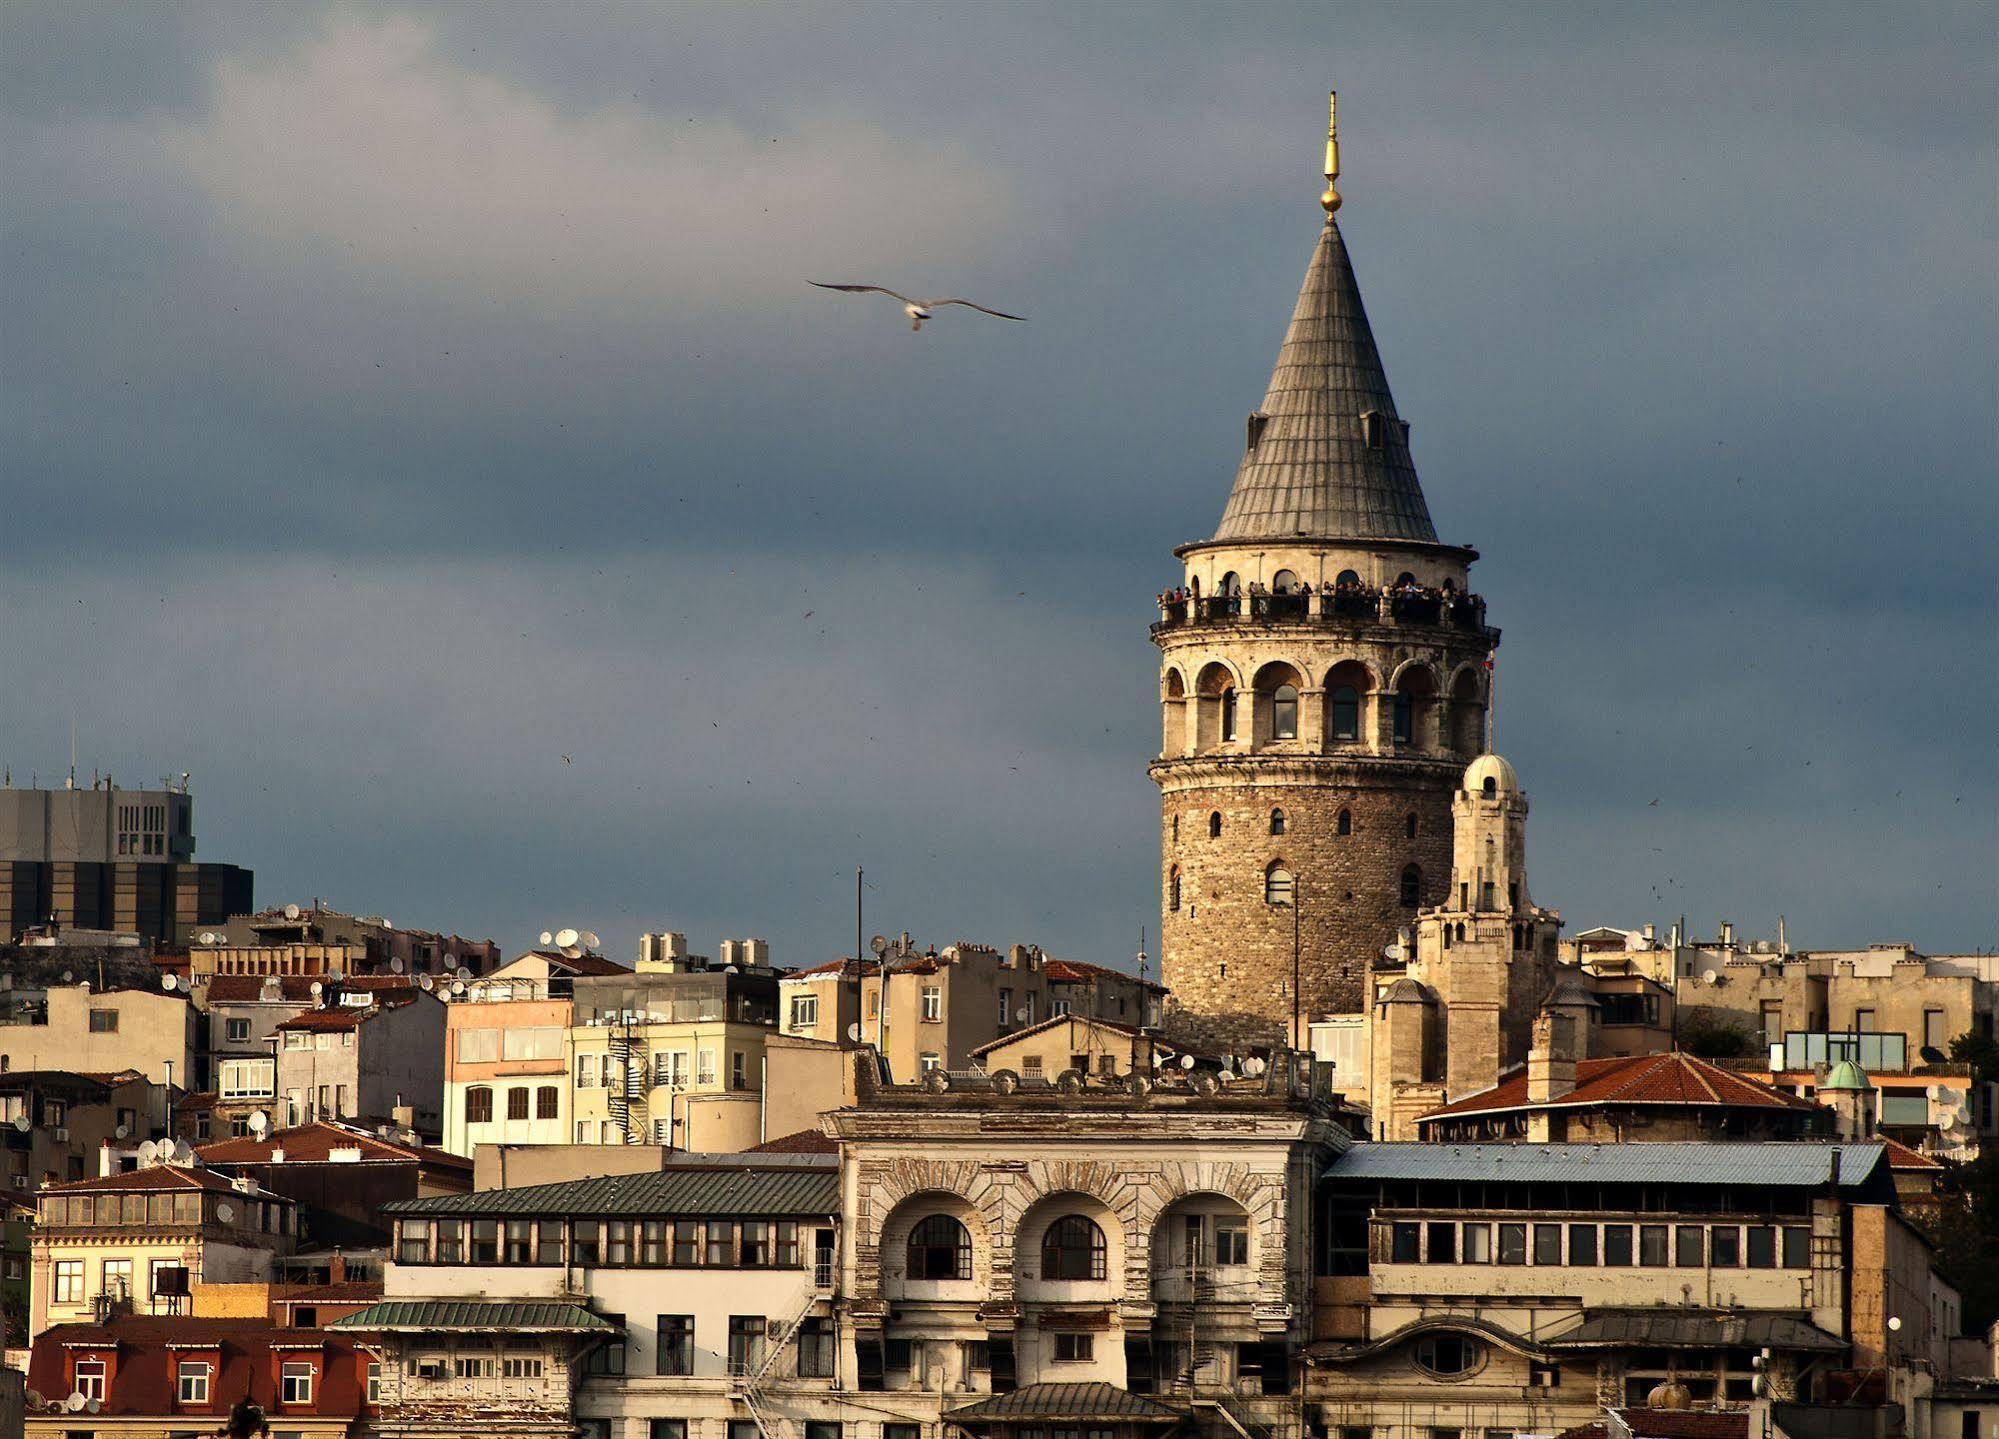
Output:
(1336, 808), (1352, 837)
(1404, 813), (1418, 839)
(1171, 815), (1179, 842)
(1271, 569), (1299, 594)
(1400, 864), (1422, 909)
(1394, 666), (1436, 750)
(1269, 808), (1287, 836)
(1220, 688), (1238, 742)
(1394, 571), (1416, 586)
(1271, 685), (1299, 739)
(1169, 867), (1181, 912)
(1450, 669), (1484, 756)
(1335, 568), (1361, 587)
(1218, 571), (1241, 598)
(1265, 864), (1294, 907)
(1482, 776), (1497, 796)
(1208, 812), (1222, 839)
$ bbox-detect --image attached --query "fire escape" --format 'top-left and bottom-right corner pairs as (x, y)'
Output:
(730, 1293), (823, 1439)
(606, 1012), (649, 1144)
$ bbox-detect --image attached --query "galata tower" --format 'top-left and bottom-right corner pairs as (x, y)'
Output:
(1151, 95), (1500, 1047)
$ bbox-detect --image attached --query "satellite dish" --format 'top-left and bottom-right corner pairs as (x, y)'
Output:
(990, 1069), (1020, 1095)
(198, 932), (217, 945)
(248, 1111), (269, 1136)
(12, 1117), (29, 1133)
(260, 977), (281, 1000)
(1702, 970), (1719, 986)
(555, 928), (580, 950)
(579, 933), (600, 952)
(389, 957), (404, 974)
(1055, 1070), (1084, 1095)
(66, 1392), (87, 1413)
(455, 966), (472, 984)
(136, 1140), (158, 1163)
(60, 970), (74, 984)
(86, 1398), (101, 1415)
(1381, 942), (1404, 962)
(539, 930), (554, 946)
(1242, 1056), (1267, 1078)
(869, 935), (889, 957)
(724, 965), (738, 975)
(284, 903), (301, 921)
(215, 1202), (235, 1224)
(173, 1141), (195, 1164)
(1014, 1007), (1030, 1023)
(1927, 1084), (1944, 1102)
(846, 1022), (862, 1042)
(451, 981), (466, 995)
(309, 981), (323, 999)
(23, 1390), (40, 1409)
(418, 974), (434, 991)
(114, 1124), (129, 1139)
(1190, 1072), (1220, 1097)
(920, 1068), (952, 1094)
(161, 974), (178, 991)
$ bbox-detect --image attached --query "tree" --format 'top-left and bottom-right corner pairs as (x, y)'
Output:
(1675, 1005), (1755, 1059)
(1909, 1033), (1999, 1333)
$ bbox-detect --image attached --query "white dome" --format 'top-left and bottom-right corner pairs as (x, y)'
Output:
(1464, 752), (1520, 795)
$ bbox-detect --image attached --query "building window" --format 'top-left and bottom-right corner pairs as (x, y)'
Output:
(1168, 868), (1181, 912)
(1747, 1226), (1777, 1269)
(1603, 1225), (1634, 1266)
(225, 1018), (251, 1042)
(672, 1221), (700, 1265)
(922, 986), (942, 1022)
(1568, 1224), (1597, 1266)
(657, 1315), (694, 1375)
(464, 1087), (493, 1124)
(366, 1360), (382, 1403)
(1271, 685), (1298, 739)
(1329, 686), (1360, 742)
(1041, 1215), (1107, 1280)
(806, 1426), (842, 1439)
(1336, 808), (1352, 836)
(798, 1317), (836, 1378)
(909, 1214), (973, 1280)
(1924, 1009), (1948, 1053)
(584, 1315), (628, 1376)
(707, 1221), (736, 1266)
(1215, 1220), (1249, 1266)
(1404, 813), (1418, 838)
(537, 1085), (559, 1119)
(697, 1051), (717, 1086)
(54, 1260), (83, 1303)
(731, 1051), (749, 1090)
(1400, 864), (1422, 908)
(74, 1359), (106, 1400)
(1782, 1226), (1810, 1268)
(576, 1053), (598, 1089)
(280, 1361), (314, 1405)
(653, 1423), (688, 1439)
(791, 994), (819, 1029)
(1533, 1224), (1562, 1265)
(728, 1315), (766, 1377)
(88, 1009), (119, 1033)
(1265, 865), (1294, 907)
(919, 1051), (942, 1072)
(1711, 1226), (1740, 1267)
(507, 1087), (530, 1121)
(1675, 1226), (1704, 1267)
(1497, 1223), (1526, 1266)
(1053, 1332), (1094, 1363)
(1413, 1335), (1479, 1377)
(1461, 1224), (1491, 1263)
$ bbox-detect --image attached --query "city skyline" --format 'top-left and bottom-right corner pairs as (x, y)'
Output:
(3, 3), (1993, 968)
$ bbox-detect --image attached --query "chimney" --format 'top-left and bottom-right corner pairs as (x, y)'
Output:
(1720, 920), (1735, 948)
(1641, 923), (1655, 944)
(1527, 1012), (1578, 1105)
(329, 1250), (346, 1283)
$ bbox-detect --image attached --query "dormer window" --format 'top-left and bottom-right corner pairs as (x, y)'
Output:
(1362, 411), (1386, 450)
(1245, 411), (1271, 452)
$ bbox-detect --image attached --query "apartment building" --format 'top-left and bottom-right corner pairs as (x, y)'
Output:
(0, 1067), (172, 1193)
(201, 900), (501, 978)
(29, 1163), (298, 1336)
(779, 936), (1164, 1078)
(1311, 1142), (1959, 1433)
(197, 1120), (472, 1249)
(338, 1156), (839, 1439)
(440, 948), (631, 1157)
(274, 988), (447, 1133)
(0, 980), (196, 1091)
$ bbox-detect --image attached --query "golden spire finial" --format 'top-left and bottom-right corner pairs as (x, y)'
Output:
(1320, 89), (1342, 215)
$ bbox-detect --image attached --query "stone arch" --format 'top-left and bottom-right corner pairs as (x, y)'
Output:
(1161, 666), (1189, 756)
(1015, 1174), (1136, 1302)
(1390, 660), (1440, 750)
(854, 1160), (1013, 1306)
(1447, 664), (1486, 756)
(1137, 1168), (1289, 1305)
(1162, 666), (1188, 700)
(1323, 658), (1376, 746)
(1251, 660), (1305, 744)
(878, 1189), (993, 1299)
(1191, 661), (1241, 752)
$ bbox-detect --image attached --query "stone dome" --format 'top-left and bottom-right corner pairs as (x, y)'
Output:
(1464, 752), (1520, 796)
(1821, 1058), (1871, 1092)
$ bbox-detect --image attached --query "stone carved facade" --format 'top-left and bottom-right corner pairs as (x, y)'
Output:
(1152, 212), (1499, 1046)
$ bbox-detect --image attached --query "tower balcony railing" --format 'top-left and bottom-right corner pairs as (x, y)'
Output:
(1153, 586), (1487, 636)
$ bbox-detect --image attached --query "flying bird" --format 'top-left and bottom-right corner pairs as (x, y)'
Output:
(810, 282), (1025, 331)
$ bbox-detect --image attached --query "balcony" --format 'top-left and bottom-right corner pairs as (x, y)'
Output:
(1153, 586), (1489, 638)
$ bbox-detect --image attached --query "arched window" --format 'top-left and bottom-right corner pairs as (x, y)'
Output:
(1393, 692), (1414, 745)
(1335, 569), (1361, 587)
(1265, 865), (1294, 907)
(1041, 1215), (1107, 1280)
(1394, 572), (1416, 587)
(1271, 685), (1298, 740)
(1400, 864), (1422, 909)
(907, 1214), (972, 1281)
(1220, 688), (1237, 742)
(1208, 812), (1222, 839)
(1413, 1334), (1481, 1377)
(465, 1087), (493, 1125)
(1271, 569), (1299, 594)
(1218, 572), (1241, 598)
(1336, 808), (1352, 836)
(1330, 686), (1360, 742)
(1404, 813), (1418, 839)
(1169, 867), (1182, 912)
(1442, 925), (1452, 951)
(1269, 808), (1287, 836)
(1482, 776), (1497, 796)
(1171, 815), (1179, 842)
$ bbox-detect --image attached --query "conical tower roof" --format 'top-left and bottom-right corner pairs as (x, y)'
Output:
(1210, 217), (1438, 545)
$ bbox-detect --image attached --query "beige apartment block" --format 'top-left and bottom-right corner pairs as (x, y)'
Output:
(779, 936), (1162, 1080)
(0, 982), (196, 1091)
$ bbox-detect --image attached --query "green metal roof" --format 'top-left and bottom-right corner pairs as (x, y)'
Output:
(947, 1384), (1188, 1423)
(383, 1164), (840, 1218)
(1323, 1141), (1887, 1190)
(1820, 1059), (1870, 1092)
(329, 1300), (616, 1333)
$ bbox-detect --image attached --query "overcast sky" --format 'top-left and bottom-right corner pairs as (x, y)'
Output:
(3, 2), (1993, 971)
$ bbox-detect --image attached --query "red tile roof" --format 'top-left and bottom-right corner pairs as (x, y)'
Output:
(785, 958), (880, 981)
(1044, 957), (1163, 990)
(197, 1122), (471, 1171)
(204, 973), (416, 1004)
(1557, 1410), (1749, 1439)
(274, 995), (418, 1031)
(1880, 1134), (1945, 1171)
(748, 1128), (838, 1154)
(40, 1164), (286, 1200)
(1421, 1051), (1823, 1123)
(28, 1316), (367, 1420)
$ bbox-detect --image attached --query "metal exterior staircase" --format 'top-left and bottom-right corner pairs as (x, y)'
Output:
(607, 1028), (648, 1143)
(729, 1292), (823, 1439)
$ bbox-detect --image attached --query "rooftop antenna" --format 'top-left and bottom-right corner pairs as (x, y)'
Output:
(68, 720), (76, 790)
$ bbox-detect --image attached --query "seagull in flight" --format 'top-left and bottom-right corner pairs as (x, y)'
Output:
(810, 282), (1025, 332)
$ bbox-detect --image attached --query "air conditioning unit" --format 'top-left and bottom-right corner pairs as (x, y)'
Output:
(52, 1128), (68, 1142)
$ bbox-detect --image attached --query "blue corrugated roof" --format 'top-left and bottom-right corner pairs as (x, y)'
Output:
(1323, 1142), (1886, 1189)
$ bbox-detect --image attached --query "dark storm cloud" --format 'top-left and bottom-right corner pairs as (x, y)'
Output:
(2, 2), (1992, 963)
